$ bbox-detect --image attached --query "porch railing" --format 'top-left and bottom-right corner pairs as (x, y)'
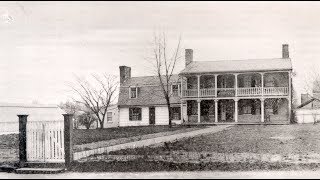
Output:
(237, 87), (262, 96)
(217, 88), (236, 97)
(182, 87), (289, 98)
(183, 89), (198, 97)
(263, 87), (289, 96)
(200, 88), (215, 97)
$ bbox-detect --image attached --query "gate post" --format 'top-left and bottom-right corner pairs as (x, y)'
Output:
(63, 114), (73, 170)
(18, 114), (28, 168)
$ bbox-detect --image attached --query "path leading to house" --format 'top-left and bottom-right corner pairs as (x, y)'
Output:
(73, 126), (205, 152)
(74, 125), (232, 161)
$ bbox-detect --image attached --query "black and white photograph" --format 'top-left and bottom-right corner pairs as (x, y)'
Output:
(0, 1), (320, 179)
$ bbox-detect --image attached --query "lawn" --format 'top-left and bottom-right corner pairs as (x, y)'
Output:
(72, 124), (320, 172)
(110, 124), (320, 155)
(0, 134), (19, 164)
(72, 125), (192, 145)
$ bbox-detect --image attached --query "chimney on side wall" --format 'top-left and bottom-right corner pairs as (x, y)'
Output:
(119, 66), (131, 84)
(282, 44), (289, 58)
(185, 49), (193, 67)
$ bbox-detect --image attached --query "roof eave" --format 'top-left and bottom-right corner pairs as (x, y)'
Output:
(179, 68), (293, 75)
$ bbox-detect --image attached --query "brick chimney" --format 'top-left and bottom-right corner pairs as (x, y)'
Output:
(282, 44), (289, 58)
(185, 49), (193, 66)
(119, 66), (131, 84)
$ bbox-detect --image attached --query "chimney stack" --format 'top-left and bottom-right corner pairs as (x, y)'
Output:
(282, 44), (289, 58)
(119, 66), (131, 84)
(185, 49), (193, 66)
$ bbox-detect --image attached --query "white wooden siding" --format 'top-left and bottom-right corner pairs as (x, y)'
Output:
(103, 108), (119, 128)
(155, 107), (169, 125)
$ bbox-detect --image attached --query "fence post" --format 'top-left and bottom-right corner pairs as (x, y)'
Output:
(18, 114), (28, 168)
(63, 114), (73, 170)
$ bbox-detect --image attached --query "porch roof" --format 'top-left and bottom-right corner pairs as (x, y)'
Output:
(179, 58), (292, 75)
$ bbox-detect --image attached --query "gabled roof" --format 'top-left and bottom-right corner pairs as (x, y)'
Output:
(180, 58), (292, 74)
(121, 74), (180, 87)
(297, 98), (320, 109)
(118, 75), (181, 107)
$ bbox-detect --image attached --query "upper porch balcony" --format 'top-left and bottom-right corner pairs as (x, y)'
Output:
(181, 72), (290, 98)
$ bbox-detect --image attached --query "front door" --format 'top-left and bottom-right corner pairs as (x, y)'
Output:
(149, 107), (155, 125)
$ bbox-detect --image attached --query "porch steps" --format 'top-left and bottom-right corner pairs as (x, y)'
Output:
(15, 167), (65, 174)
(25, 162), (65, 169)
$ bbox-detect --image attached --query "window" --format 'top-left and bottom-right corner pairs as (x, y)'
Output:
(129, 107), (142, 121)
(130, 87), (138, 98)
(171, 84), (180, 96)
(107, 112), (113, 122)
(171, 107), (181, 120)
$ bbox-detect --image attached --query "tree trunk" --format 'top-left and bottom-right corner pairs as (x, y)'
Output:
(99, 121), (104, 129)
(167, 102), (172, 128)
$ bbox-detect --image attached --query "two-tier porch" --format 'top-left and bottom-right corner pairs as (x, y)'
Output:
(180, 71), (292, 124)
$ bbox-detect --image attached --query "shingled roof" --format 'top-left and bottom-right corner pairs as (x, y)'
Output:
(121, 74), (180, 87)
(180, 58), (292, 74)
(118, 74), (181, 107)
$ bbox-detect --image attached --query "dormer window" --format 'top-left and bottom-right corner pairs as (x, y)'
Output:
(171, 84), (181, 96)
(130, 87), (138, 98)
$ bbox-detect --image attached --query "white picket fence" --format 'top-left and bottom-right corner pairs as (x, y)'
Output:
(26, 121), (65, 163)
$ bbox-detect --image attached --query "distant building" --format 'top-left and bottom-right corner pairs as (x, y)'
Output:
(0, 103), (65, 134)
(296, 89), (320, 123)
(117, 44), (293, 126)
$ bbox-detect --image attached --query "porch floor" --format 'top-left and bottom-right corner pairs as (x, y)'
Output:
(183, 121), (290, 126)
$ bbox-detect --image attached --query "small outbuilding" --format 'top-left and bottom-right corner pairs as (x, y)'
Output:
(295, 94), (320, 124)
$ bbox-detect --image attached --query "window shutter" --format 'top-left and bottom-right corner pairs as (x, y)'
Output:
(139, 108), (142, 120)
(129, 108), (132, 120)
(137, 87), (140, 97)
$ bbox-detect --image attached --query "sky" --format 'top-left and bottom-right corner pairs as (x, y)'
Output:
(0, 1), (319, 105)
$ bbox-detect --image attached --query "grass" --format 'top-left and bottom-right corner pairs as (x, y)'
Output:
(72, 125), (191, 145)
(109, 124), (320, 155)
(0, 134), (19, 165)
(70, 158), (320, 172)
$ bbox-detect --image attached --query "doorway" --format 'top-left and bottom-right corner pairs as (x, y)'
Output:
(149, 107), (155, 125)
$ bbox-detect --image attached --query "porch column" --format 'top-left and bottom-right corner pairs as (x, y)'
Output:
(234, 74), (239, 96)
(234, 99), (238, 123)
(180, 101), (184, 122)
(288, 71), (292, 121)
(197, 99), (201, 123)
(261, 72), (265, 96)
(215, 74), (218, 97)
(197, 75), (201, 97)
(215, 99), (218, 123)
(261, 98), (265, 122)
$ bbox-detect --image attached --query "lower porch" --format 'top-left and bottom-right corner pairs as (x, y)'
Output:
(183, 98), (290, 124)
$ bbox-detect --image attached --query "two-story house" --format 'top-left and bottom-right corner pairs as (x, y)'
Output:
(118, 44), (293, 126)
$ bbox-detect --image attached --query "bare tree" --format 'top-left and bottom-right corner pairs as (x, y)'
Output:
(78, 112), (97, 129)
(148, 32), (182, 127)
(303, 66), (320, 100)
(69, 74), (119, 129)
(59, 101), (81, 129)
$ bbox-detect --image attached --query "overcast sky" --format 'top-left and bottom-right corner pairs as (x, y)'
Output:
(0, 1), (319, 105)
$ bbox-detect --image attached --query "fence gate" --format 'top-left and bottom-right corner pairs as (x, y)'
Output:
(26, 121), (65, 163)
